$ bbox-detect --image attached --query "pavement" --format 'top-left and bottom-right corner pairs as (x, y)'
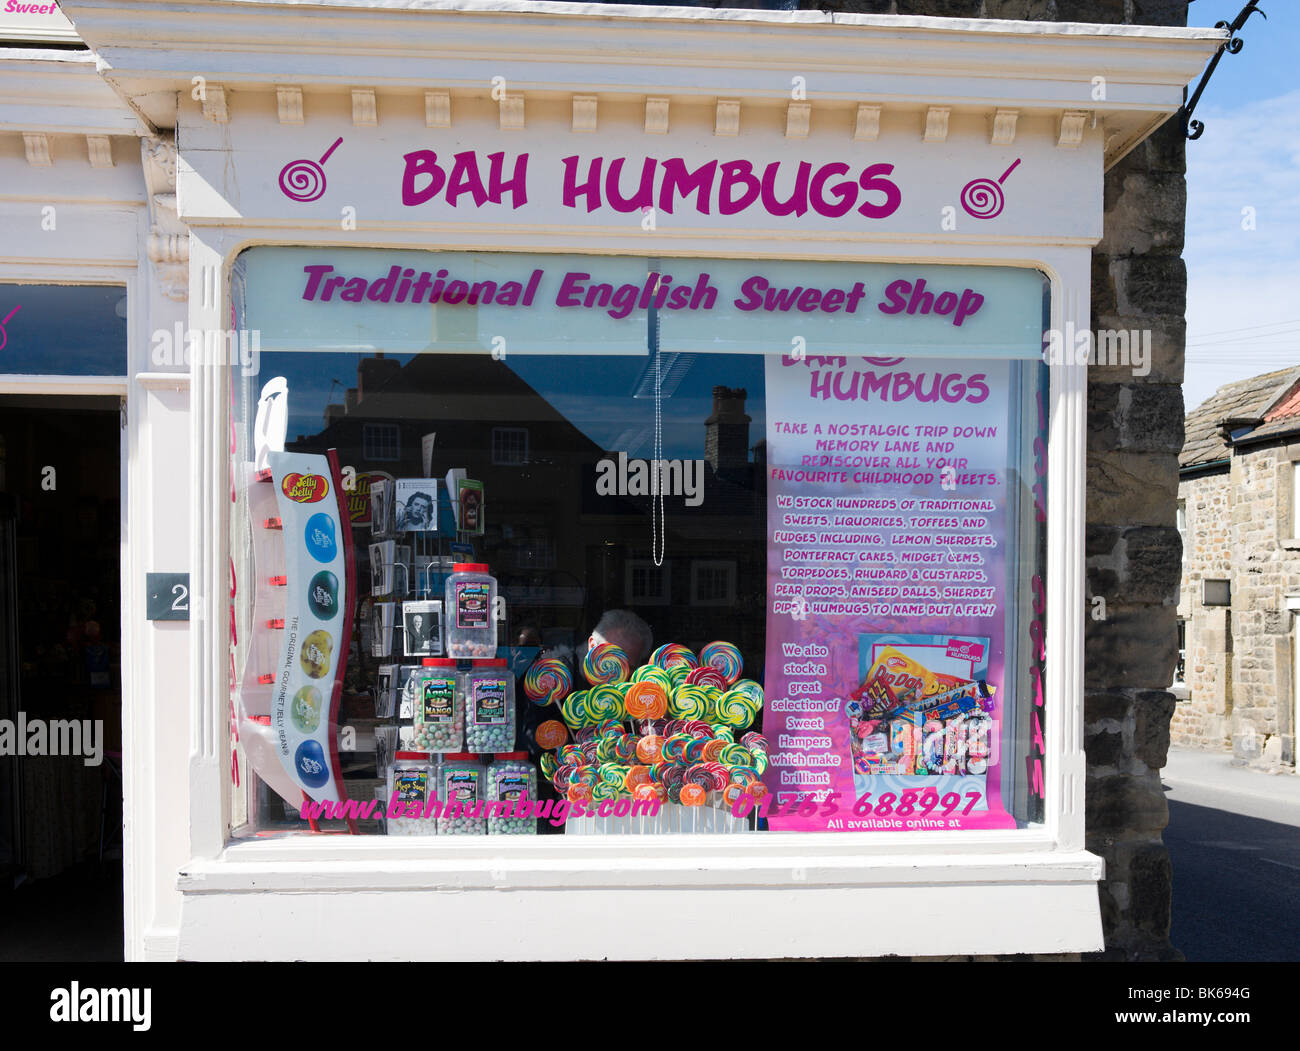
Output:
(1163, 746), (1300, 827)
(1163, 746), (1300, 963)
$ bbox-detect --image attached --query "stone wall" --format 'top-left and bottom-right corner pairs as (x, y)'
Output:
(1225, 444), (1298, 769)
(1172, 469), (1232, 748)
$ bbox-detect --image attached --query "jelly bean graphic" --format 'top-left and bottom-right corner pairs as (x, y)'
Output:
(307, 570), (339, 619)
(294, 740), (330, 788)
(304, 512), (337, 563)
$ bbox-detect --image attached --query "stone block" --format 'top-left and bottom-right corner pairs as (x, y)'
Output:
(1085, 605), (1177, 690)
(980, 0), (1057, 18)
(1086, 690), (1133, 725)
(1056, 0), (1124, 21)
(1135, 690), (1176, 769)
(1100, 170), (1187, 257)
(1085, 772), (1169, 833)
(1112, 256), (1187, 316)
(1091, 314), (1185, 385)
(1121, 526), (1182, 603)
(1086, 452), (1178, 526)
(1119, 385), (1184, 453)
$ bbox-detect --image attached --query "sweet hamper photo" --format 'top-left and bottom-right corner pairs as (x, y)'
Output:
(0, 0), (1294, 1006)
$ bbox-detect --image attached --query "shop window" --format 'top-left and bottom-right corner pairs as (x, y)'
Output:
(0, 283), (127, 376)
(362, 423), (401, 462)
(626, 560), (672, 606)
(228, 247), (1048, 839)
(691, 560), (736, 606)
(491, 427), (529, 466)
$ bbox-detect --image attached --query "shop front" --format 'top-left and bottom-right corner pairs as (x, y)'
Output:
(47, 0), (1223, 960)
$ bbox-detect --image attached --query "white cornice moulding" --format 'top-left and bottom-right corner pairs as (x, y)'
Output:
(571, 94), (596, 133)
(0, 53), (140, 137)
(425, 90), (451, 129)
(57, 0), (1225, 168)
(715, 99), (739, 137)
(351, 88), (377, 126)
(276, 86), (303, 124)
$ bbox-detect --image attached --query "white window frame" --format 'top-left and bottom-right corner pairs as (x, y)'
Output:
(491, 426), (529, 466)
(184, 232), (1098, 960)
(625, 558), (671, 606)
(361, 421), (400, 462)
(690, 559), (736, 607)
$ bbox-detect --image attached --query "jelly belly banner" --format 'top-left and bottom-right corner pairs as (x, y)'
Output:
(762, 354), (1016, 831)
(268, 450), (354, 803)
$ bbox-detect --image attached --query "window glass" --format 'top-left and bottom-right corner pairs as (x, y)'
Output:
(228, 248), (1047, 837)
(0, 284), (127, 376)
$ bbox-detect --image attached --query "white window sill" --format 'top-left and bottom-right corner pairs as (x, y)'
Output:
(175, 835), (1104, 959)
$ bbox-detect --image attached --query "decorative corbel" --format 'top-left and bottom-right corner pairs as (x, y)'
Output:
(141, 136), (190, 303)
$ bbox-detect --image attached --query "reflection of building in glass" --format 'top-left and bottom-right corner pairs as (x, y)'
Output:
(286, 353), (766, 672)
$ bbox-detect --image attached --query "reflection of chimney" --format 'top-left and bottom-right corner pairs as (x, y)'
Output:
(705, 386), (751, 472)
(345, 387), (358, 414)
(357, 353), (401, 405)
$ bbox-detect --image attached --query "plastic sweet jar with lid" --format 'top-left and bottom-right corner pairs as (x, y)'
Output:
(444, 563), (497, 658)
(437, 753), (486, 835)
(487, 752), (536, 835)
(385, 752), (437, 836)
(463, 659), (516, 754)
(412, 658), (463, 752)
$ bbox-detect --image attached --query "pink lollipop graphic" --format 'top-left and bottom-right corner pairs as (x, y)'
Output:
(278, 137), (343, 203)
(960, 157), (1021, 220)
(0, 305), (20, 352)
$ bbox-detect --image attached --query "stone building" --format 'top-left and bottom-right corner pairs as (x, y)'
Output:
(1175, 368), (1300, 774)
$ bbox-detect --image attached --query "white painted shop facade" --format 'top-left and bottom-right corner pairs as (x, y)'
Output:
(0, 0), (1221, 960)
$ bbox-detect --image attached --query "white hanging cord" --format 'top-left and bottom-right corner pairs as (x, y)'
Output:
(651, 272), (665, 567)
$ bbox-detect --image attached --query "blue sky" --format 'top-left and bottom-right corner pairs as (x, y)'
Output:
(1184, 1), (1299, 410)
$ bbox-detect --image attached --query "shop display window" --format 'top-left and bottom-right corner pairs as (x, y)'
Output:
(227, 247), (1048, 838)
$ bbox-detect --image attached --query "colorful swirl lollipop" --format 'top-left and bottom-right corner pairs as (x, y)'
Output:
(650, 643), (698, 670)
(699, 641), (743, 685)
(535, 720), (569, 751)
(583, 642), (631, 686)
(666, 663), (692, 688)
(686, 665), (728, 691)
(669, 684), (711, 721)
(715, 687), (761, 729)
(586, 683), (626, 722)
(731, 679), (765, 706)
(625, 680), (669, 720)
(539, 751), (559, 779)
(631, 664), (674, 690)
(523, 657), (573, 705)
(560, 689), (591, 729)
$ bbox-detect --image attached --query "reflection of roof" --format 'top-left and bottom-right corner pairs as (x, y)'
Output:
(1181, 367), (1300, 471)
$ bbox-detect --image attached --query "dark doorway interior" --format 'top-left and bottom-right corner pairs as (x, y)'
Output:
(0, 395), (123, 961)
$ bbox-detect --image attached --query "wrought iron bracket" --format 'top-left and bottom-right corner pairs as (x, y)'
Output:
(1181, 1), (1267, 140)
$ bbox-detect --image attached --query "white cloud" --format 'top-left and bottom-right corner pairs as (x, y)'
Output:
(1184, 88), (1300, 411)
